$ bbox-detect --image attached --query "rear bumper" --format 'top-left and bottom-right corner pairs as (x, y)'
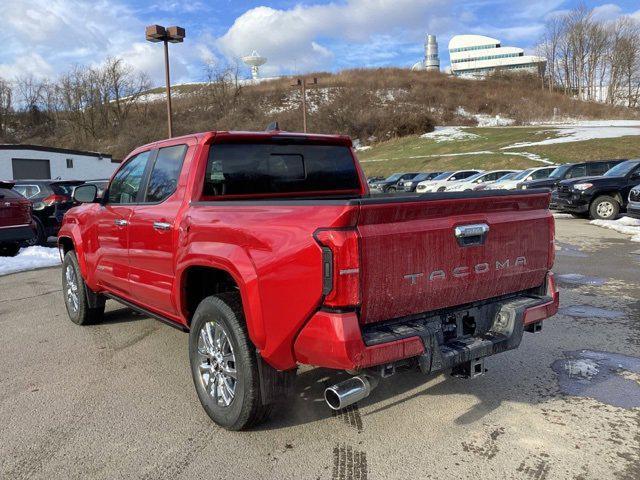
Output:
(294, 275), (559, 371)
(0, 224), (36, 243)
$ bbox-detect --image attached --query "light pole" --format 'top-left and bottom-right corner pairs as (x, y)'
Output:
(145, 24), (185, 138)
(291, 77), (318, 133)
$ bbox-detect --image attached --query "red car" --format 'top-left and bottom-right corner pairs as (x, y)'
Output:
(0, 181), (36, 256)
(58, 130), (559, 430)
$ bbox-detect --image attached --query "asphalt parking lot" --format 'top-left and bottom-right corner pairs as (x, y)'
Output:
(1, 217), (639, 480)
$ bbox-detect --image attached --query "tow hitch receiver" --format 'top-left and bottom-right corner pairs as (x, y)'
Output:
(452, 358), (486, 379)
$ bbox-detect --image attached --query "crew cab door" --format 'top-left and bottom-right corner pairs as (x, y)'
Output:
(127, 143), (190, 317)
(95, 150), (152, 295)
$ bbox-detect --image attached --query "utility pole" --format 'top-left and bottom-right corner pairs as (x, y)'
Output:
(291, 77), (318, 133)
(145, 25), (185, 138)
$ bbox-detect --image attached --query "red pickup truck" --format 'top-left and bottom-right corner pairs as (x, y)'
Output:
(59, 130), (559, 430)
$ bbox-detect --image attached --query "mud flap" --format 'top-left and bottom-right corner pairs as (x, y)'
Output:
(257, 353), (296, 405)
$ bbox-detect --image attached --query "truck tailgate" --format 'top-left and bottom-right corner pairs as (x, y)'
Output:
(354, 191), (553, 324)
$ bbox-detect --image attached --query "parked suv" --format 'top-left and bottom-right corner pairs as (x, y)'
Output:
(14, 180), (84, 244)
(59, 130), (558, 430)
(555, 159), (640, 220)
(487, 166), (556, 191)
(628, 184), (640, 219)
(520, 160), (624, 193)
(370, 172), (420, 193)
(0, 181), (36, 256)
(415, 170), (482, 193)
(400, 172), (442, 192)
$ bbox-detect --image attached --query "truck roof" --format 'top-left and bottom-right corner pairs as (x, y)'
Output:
(136, 130), (353, 153)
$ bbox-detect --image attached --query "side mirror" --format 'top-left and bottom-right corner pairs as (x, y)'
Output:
(73, 184), (98, 203)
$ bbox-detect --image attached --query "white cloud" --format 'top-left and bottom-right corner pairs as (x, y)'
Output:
(216, 1), (454, 74)
(0, 0), (214, 84)
(592, 3), (624, 21)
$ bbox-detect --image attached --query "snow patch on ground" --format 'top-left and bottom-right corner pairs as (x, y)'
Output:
(590, 216), (640, 242)
(456, 107), (515, 127)
(355, 145), (372, 152)
(502, 123), (640, 149)
(553, 213), (574, 219)
(420, 126), (480, 142)
(531, 119), (640, 127)
(507, 151), (555, 165)
(0, 246), (61, 276)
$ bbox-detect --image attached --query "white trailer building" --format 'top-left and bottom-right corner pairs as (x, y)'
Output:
(0, 145), (119, 181)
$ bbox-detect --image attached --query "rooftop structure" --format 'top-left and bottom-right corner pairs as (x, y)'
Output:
(448, 35), (545, 77)
(412, 34), (440, 72)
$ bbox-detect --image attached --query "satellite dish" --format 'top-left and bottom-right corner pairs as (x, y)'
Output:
(241, 50), (267, 80)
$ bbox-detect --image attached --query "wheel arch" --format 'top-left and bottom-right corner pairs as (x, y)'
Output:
(177, 257), (265, 350)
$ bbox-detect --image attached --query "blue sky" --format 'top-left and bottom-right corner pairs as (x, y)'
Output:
(1, 0), (639, 85)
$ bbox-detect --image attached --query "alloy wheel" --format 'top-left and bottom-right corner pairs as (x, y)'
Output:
(64, 265), (79, 313)
(197, 321), (237, 407)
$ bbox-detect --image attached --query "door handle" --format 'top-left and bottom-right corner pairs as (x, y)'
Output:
(114, 219), (128, 227)
(153, 221), (172, 231)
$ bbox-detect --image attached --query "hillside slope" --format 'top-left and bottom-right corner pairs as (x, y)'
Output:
(7, 68), (639, 160)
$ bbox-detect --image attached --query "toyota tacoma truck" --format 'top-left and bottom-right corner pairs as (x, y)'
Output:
(58, 130), (559, 430)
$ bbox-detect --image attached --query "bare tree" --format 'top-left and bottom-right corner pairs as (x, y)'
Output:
(0, 78), (12, 136)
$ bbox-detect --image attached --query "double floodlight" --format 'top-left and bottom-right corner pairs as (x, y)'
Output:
(145, 25), (185, 43)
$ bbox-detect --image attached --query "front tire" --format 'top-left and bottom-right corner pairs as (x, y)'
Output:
(62, 251), (105, 325)
(189, 293), (271, 430)
(589, 196), (619, 220)
(26, 217), (46, 246)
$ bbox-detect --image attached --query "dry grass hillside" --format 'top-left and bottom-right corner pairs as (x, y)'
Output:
(7, 68), (638, 160)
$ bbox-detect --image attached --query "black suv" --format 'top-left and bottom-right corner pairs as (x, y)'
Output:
(369, 172), (420, 193)
(520, 160), (624, 203)
(13, 180), (85, 244)
(555, 159), (640, 220)
(400, 172), (443, 192)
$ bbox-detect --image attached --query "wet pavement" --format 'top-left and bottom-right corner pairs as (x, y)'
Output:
(0, 217), (639, 480)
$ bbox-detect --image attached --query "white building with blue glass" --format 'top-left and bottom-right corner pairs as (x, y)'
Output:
(448, 35), (545, 77)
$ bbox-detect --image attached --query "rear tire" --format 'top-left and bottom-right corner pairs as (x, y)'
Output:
(189, 293), (271, 430)
(26, 217), (47, 246)
(589, 196), (619, 220)
(0, 243), (20, 257)
(62, 251), (105, 325)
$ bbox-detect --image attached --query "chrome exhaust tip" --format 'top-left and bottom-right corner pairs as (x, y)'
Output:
(324, 375), (378, 410)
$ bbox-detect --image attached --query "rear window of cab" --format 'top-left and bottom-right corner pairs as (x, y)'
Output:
(202, 143), (360, 198)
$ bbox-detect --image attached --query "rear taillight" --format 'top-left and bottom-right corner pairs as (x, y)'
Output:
(314, 228), (360, 308)
(43, 194), (67, 206)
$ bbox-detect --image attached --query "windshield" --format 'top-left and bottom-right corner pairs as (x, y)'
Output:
(385, 173), (402, 182)
(432, 171), (453, 181)
(496, 172), (519, 181)
(512, 169), (535, 180)
(549, 165), (571, 178)
(604, 160), (640, 177)
(462, 172), (487, 182)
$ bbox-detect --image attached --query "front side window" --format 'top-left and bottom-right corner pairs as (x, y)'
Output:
(145, 145), (187, 203)
(108, 151), (152, 204)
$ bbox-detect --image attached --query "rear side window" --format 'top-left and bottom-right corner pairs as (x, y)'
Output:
(13, 184), (41, 199)
(203, 143), (360, 197)
(456, 171), (477, 179)
(108, 151), (152, 204)
(587, 162), (609, 176)
(566, 165), (587, 179)
(1, 188), (22, 199)
(145, 145), (187, 203)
